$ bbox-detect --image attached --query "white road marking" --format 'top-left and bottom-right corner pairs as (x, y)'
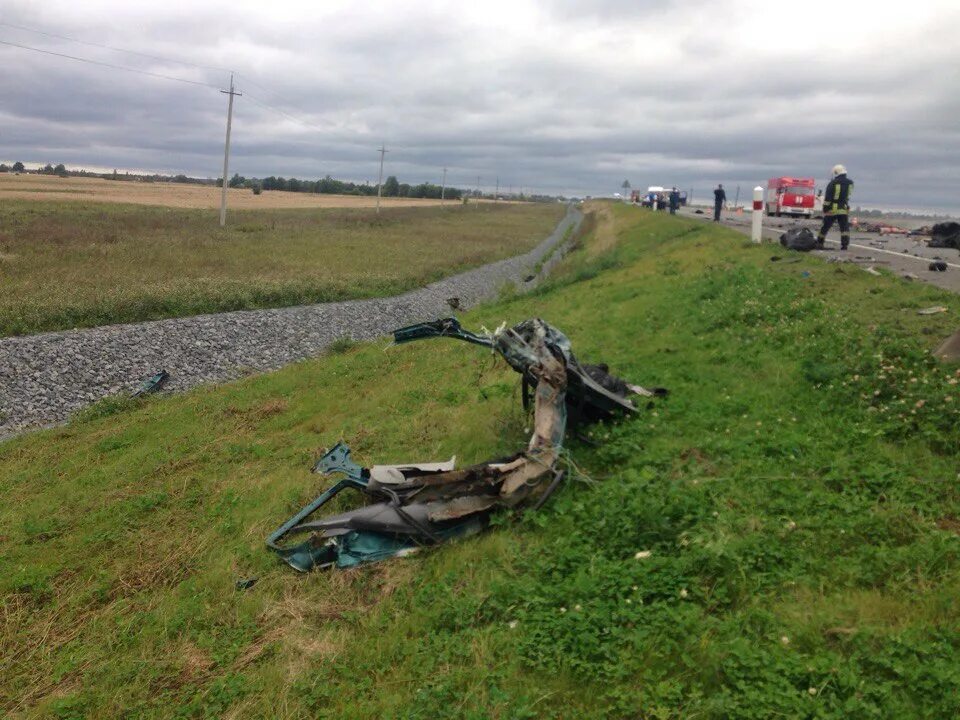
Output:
(816, 238), (960, 269)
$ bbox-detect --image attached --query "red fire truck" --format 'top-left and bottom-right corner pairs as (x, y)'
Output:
(765, 177), (816, 217)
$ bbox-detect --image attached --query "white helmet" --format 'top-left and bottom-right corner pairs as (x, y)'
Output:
(832, 164), (847, 176)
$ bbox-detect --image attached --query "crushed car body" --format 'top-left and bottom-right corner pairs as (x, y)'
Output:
(267, 317), (663, 572)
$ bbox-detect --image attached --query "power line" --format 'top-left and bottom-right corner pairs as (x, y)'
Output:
(235, 76), (311, 116)
(0, 20), (232, 73)
(0, 38), (222, 89)
(0, 32), (478, 193)
(0, 26), (402, 158)
(241, 90), (330, 134)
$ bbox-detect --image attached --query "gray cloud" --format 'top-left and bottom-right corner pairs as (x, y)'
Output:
(2, 0), (959, 211)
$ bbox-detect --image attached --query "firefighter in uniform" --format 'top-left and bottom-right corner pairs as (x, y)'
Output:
(817, 164), (854, 250)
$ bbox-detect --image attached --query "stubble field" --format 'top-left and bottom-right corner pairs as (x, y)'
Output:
(0, 198), (563, 336)
(0, 173), (462, 210)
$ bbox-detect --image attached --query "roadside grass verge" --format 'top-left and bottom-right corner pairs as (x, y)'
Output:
(0, 201), (563, 336)
(2, 204), (960, 718)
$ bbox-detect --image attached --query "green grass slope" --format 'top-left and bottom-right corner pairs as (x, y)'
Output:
(3, 204), (960, 719)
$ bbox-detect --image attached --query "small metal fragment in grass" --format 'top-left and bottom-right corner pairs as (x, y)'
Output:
(131, 369), (169, 398)
(235, 576), (259, 591)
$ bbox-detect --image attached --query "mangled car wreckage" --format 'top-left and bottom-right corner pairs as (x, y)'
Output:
(267, 317), (665, 572)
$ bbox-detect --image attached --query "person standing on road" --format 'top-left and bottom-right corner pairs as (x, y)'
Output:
(669, 187), (680, 215)
(713, 184), (726, 222)
(817, 165), (854, 250)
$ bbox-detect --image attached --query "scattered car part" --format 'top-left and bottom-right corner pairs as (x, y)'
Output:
(393, 317), (665, 425)
(235, 576), (259, 591)
(853, 220), (910, 235)
(131, 370), (169, 398)
(928, 222), (960, 250)
(267, 318), (660, 572)
(917, 306), (948, 315)
(929, 261), (948, 272)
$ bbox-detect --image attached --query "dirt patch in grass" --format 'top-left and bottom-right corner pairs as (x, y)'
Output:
(583, 200), (618, 256)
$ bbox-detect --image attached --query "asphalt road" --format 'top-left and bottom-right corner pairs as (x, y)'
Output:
(677, 206), (960, 294)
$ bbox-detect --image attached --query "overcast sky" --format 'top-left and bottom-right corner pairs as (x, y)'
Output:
(2, 0), (959, 210)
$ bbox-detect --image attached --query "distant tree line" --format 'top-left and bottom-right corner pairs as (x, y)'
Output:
(0, 161), (138, 181)
(223, 173), (463, 200)
(0, 161), (563, 203)
(0, 161), (66, 176)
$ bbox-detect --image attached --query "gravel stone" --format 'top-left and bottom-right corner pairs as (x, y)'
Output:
(0, 207), (582, 439)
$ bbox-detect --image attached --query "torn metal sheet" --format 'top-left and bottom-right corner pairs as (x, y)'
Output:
(393, 317), (665, 426)
(131, 369), (169, 398)
(426, 496), (499, 522)
(370, 457), (457, 485)
(267, 317), (662, 572)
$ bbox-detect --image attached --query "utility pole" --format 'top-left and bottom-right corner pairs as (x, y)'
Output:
(219, 73), (241, 227)
(495, 176), (499, 203)
(375, 143), (388, 215)
(441, 167), (447, 202)
(476, 175), (480, 208)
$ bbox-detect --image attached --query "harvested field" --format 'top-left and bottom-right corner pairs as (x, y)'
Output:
(0, 199), (564, 336)
(0, 173), (468, 210)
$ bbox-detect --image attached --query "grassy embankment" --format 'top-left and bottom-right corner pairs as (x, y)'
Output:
(0, 201), (563, 336)
(3, 203), (960, 718)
